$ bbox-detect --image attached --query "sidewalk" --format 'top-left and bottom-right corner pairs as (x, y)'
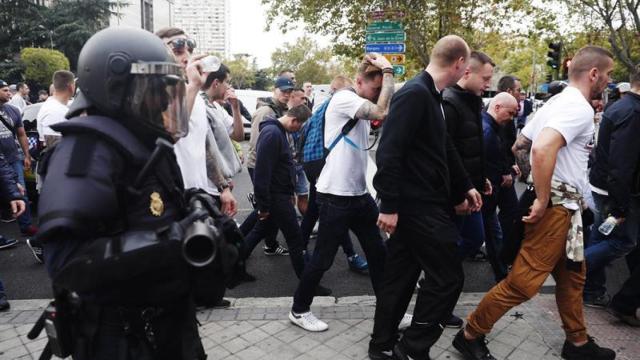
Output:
(1, 293), (638, 360)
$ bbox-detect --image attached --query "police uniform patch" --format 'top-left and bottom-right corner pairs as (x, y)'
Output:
(150, 192), (164, 216)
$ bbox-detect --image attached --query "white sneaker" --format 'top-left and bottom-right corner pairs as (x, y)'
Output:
(398, 313), (413, 330)
(289, 311), (328, 332)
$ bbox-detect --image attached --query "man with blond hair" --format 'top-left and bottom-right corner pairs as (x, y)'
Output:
(454, 46), (616, 360)
(369, 35), (481, 360)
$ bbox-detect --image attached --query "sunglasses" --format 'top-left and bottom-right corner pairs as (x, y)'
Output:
(167, 38), (196, 54)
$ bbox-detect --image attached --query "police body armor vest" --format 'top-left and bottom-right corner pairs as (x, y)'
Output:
(38, 115), (191, 305)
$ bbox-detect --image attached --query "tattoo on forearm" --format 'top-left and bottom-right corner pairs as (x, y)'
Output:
(354, 73), (394, 120)
(513, 134), (532, 180)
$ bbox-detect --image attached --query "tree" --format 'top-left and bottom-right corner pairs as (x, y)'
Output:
(226, 55), (256, 89)
(20, 48), (70, 86)
(270, 36), (350, 84)
(253, 69), (273, 90)
(567, 0), (640, 74)
(263, 0), (557, 68)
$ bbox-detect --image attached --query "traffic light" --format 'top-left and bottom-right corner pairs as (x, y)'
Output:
(546, 74), (553, 83)
(547, 42), (562, 69)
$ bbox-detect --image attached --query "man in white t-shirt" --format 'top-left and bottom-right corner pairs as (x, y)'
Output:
(36, 70), (75, 148)
(457, 46), (616, 360)
(8, 83), (29, 112)
(289, 53), (395, 332)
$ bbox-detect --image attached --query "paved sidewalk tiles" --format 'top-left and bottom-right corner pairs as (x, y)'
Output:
(1, 293), (638, 360)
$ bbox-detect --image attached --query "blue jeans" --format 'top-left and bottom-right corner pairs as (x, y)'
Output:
(482, 190), (508, 282)
(292, 193), (386, 313)
(10, 160), (32, 230)
(585, 192), (639, 297)
(0, 277), (5, 296)
(242, 193), (306, 277)
(455, 211), (485, 259)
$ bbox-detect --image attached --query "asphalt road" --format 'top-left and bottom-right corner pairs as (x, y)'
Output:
(0, 144), (630, 300)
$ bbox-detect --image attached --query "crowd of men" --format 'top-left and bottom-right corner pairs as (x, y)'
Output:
(0, 24), (638, 360)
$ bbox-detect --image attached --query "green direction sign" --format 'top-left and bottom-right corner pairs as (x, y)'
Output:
(367, 21), (403, 32)
(393, 65), (405, 76)
(366, 31), (406, 43)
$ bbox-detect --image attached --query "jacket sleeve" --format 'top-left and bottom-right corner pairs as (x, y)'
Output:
(0, 151), (21, 201)
(446, 133), (473, 205)
(373, 88), (424, 214)
(443, 100), (460, 139)
(253, 128), (279, 213)
(606, 112), (640, 217)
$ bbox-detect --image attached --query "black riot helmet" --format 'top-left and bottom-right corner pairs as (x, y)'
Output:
(69, 27), (189, 139)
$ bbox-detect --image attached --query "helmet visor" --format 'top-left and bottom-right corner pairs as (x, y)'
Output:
(129, 62), (189, 139)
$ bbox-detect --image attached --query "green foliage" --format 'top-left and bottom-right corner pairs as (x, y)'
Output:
(20, 48), (70, 86)
(270, 36), (353, 85)
(253, 69), (273, 90)
(262, 0), (557, 69)
(226, 55), (257, 89)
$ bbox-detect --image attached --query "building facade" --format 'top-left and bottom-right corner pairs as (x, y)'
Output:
(110, 0), (175, 32)
(174, 0), (230, 58)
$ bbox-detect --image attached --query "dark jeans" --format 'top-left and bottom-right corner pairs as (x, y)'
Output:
(292, 193), (386, 313)
(239, 167), (279, 250)
(370, 208), (464, 358)
(482, 190), (508, 282)
(585, 192), (639, 297)
(611, 245), (640, 315)
(455, 211), (485, 259)
(300, 169), (355, 257)
(243, 193), (305, 277)
(497, 184), (518, 251)
(0, 277), (5, 296)
(11, 160), (32, 230)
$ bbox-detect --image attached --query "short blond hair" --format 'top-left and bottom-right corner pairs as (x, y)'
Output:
(430, 35), (470, 67)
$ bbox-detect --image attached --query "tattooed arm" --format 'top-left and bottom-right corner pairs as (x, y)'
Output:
(354, 72), (395, 121)
(512, 133), (532, 182)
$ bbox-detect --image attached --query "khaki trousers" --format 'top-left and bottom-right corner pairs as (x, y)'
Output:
(466, 205), (588, 343)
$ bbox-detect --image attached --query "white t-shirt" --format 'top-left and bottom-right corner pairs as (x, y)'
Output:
(8, 95), (27, 112)
(174, 94), (219, 195)
(37, 97), (68, 141)
(521, 86), (594, 195)
(210, 101), (234, 135)
(316, 90), (369, 196)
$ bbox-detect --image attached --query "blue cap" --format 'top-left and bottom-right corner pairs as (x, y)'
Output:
(275, 77), (294, 91)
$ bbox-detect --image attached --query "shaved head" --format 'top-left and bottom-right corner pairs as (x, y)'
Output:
(488, 92), (519, 124)
(430, 35), (470, 67)
(569, 46), (613, 80)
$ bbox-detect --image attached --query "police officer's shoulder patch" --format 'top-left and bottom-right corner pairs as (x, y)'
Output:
(149, 191), (164, 216)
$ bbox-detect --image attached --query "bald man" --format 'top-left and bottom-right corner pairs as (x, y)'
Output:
(370, 35), (482, 360)
(480, 93), (519, 283)
(455, 46), (616, 360)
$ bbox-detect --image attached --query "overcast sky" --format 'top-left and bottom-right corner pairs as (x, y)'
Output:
(229, 0), (330, 68)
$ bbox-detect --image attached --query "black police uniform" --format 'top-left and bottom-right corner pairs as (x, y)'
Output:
(37, 115), (206, 360)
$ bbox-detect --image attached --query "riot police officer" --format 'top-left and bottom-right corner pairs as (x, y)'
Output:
(31, 27), (235, 360)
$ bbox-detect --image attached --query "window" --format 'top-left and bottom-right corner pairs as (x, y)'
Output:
(142, 0), (154, 31)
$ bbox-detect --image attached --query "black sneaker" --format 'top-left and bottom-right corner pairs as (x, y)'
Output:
(609, 304), (640, 327)
(452, 329), (496, 360)
(213, 299), (231, 309)
(0, 295), (9, 312)
(315, 285), (332, 296)
(584, 293), (610, 308)
(26, 239), (44, 264)
(264, 244), (290, 256)
(0, 237), (17, 250)
(561, 336), (615, 360)
(393, 342), (430, 360)
(445, 314), (464, 328)
(368, 347), (394, 360)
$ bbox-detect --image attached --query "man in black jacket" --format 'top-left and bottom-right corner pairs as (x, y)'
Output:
(242, 105), (312, 278)
(370, 35), (482, 360)
(584, 70), (640, 308)
(443, 51), (494, 266)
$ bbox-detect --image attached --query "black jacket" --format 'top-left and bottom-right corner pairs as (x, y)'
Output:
(443, 84), (485, 191)
(482, 111), (511, 187)
(254, 118), (296, 212)
(374, 71), (473, 214)
(589, 92), (640, 217)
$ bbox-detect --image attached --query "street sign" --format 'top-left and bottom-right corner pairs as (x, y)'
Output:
(366, 32), (406, 43)
(383, 53), (405, 65)
(393, 65), (405, 76)
(369, 10), (405, 21)
(367, 21), (403, 32)
(365, 43), (406, 53)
